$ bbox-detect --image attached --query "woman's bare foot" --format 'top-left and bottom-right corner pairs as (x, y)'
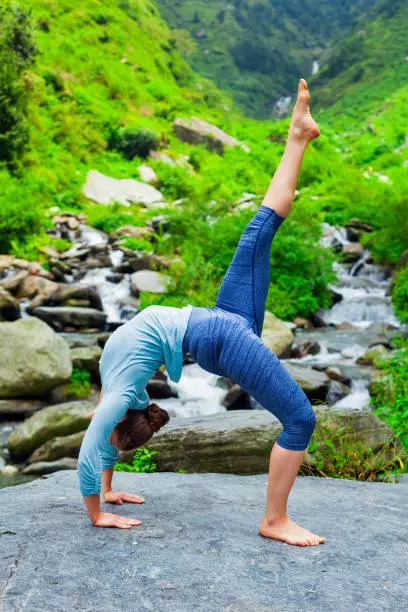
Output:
(259, 514), (326, 546)
(288, 79), (320, 144)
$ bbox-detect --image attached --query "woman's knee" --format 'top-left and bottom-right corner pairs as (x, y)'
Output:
(278, 400), (316, 451)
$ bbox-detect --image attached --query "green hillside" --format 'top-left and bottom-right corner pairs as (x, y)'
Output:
(0, 0), (407, 325)
(312, 0), (408, 123)
(155, 0), (375, 117)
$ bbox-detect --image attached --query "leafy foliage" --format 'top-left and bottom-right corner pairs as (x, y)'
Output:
(370, 337), (408, 453)
(0, 1), (37, 167)
(108, 127), (158, 160)
(65, 368), (91, 399)
(392, 266), (408, 323)
(301, 420), (406, 482)
(114, 448), (157, 473)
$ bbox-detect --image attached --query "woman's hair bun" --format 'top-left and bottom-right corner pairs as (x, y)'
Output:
(146, 403), (169, 433)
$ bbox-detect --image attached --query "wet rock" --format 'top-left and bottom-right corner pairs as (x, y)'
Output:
(110, 225), (153, 242)
(261, 312), (294, 358)
(0, 269), (28, 293)
(0, 318), (72, 399)
(17, 275), (58, 301)
(293, 317), (314, 330)
(174, 117), (250, 155)
(342, 242), (364, 262)
(105, 272), (124, 284)
(82, 170), (164, 207)
(222, 384), (251, 411)
(327, 380), (351, 405)
(27, 430), (85, 463)
(356, 345), (389, 366)
(149, 214), (170, 234)
(124, 253), (169, 273)
(0, 399), (45, 418)
(146, 377), (176, 400)
(138, 164), (159, 186)
(7, 399), (94, 461)
(282, 363), (329, 402)
(70, 346), (103, 376)
(325, 367), (351, 386)
(336, 321), (359, 330)
(290, 339), (320, 359)
(33, 306), (107, 330)
(130, 270), (170, 295)
(22, 457), (78, 475)
(0, 287), (20, 321)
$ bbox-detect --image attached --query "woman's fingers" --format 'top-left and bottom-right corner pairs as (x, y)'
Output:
(122, 494), (145, 504)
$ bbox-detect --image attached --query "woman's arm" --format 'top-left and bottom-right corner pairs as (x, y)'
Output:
(78, 390), (143, 527)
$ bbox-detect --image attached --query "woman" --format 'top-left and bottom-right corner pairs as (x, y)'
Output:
(78, 79), (325, 546)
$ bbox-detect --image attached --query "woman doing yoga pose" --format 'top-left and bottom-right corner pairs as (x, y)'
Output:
(78, 79), (325, 546)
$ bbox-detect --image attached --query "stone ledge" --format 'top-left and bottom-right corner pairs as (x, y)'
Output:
(0, 471), (406, 611)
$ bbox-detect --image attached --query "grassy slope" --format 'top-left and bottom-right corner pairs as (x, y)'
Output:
(154, 0), (374, 117)
(312, 0), (408, 124)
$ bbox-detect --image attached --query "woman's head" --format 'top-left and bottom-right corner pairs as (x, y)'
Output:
(109, 403), (169, 451)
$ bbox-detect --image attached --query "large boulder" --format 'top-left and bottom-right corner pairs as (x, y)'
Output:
(174, 117), (249, 155)
(282, 363), (330, 401)
(0, 471), (406, 611)
(27, 430), (86, 463)
(33, 306), (107, 330)
(120, 408), (402, 474)
(82, 170), (164, 207)
(7, 400), (94, 461)
(0, 399), (45, 418)
(70, 346), (103, 376)
(0, 318), (72, 399)
(342, 242), (364, 262)
(138, 164), (159, 186)
(28, 284), (103, 312)
(130, 270), (170, 295)
(261, 312), (294, 357)
(22, 457), (78, 475)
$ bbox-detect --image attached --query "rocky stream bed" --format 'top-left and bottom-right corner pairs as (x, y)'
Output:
(0, 200), (406, 484)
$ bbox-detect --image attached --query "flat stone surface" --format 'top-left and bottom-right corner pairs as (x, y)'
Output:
(0, 471), (407, 611)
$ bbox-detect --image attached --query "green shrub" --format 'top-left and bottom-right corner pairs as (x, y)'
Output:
(119, 237), (152, 252)
(301, 421), (406, 481)
(392, 265), (408, 323)
(0, 173), (43, 252)
(65, 368), (91, 399)
(108, 127), (158, 160)
(370, 337), (408, 453)
(0, 1), (37, 167)
(114, 448), (157, 473)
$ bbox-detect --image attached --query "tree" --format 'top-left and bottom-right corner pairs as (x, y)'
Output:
(0, 2), (37, 168)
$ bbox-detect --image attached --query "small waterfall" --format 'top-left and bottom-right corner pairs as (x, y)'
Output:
(158, 364), (227, 418)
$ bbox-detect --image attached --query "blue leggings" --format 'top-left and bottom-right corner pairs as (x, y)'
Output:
(182, 205), (316, 451)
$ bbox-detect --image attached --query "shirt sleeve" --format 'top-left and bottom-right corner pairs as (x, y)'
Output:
(77, 391), (133, 497)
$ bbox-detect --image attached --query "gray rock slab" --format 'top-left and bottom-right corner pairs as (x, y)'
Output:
(0, 471), (407, 611)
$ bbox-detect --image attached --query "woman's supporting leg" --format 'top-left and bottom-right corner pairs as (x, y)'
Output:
(259, 80), (324, 546)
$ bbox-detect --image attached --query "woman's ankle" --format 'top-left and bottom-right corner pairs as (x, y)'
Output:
(261, 512), (288, 526)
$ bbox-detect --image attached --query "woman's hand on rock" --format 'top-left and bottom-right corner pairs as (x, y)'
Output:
(93, 512), (141, 529)
(103, 490), (145, 505)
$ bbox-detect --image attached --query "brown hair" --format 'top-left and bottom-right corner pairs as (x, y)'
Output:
(114, 403), (169, 451)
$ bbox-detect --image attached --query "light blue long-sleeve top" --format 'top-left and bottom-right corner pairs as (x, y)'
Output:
(77, 305), (192, 497)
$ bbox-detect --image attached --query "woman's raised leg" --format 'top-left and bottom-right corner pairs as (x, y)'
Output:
(215, 79), (319, 336)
